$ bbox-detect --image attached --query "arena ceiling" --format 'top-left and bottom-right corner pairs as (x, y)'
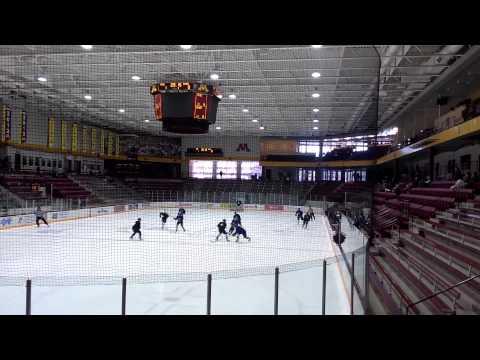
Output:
(0, 45), (475, 138)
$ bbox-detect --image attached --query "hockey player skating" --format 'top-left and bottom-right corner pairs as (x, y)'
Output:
(174, 212), (185, 232)
(215, 219), (229, 242)
(159, 212), (169, 230)
(302, 213), (311, 229)
(35, 206), (49, 227)
(307, 206), (315, 221)
(295, 208), (303, 224)
(130, 218), (142, 240)
(228, 219), (237, 235)
(232, 211), (241, 225)
(232, 223), (251, 242)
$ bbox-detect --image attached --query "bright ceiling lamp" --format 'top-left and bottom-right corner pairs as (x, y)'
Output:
(81, 45), (93, 50)
(252, 119), (258, 123)
(216, 94), (223, 99)
(210, 73), (219, 80)
(313, 126), (319, 130)
(313, 108), (319, 113)
(313, 119), (319, 123)
(311, 45), (323, 48)
(259, 126), (264, 130)
(144, 119), (150, 123)
(118, 109), (125, 113)
(84, 95), (92, 100)
(242, 109), (249, 113)
(37, 77), (47, 82)
(311, 72), (321, 78)
(180, 45), (192, 50)
(131, 75), (141, 81)
(215, 126), (221, 130)
(312, 93), (320, 98)
(228, 94), (236, 99)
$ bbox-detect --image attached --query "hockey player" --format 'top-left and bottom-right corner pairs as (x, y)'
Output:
(174, 211), (185, 232)
(159, 212), (169, 230)
(130, 218), (142, 240)
(177, 208), (186, 217)
(302, 213), (311, 229)
(232, 211), (241, 225)
(215, 219), (229, 242)
(232, 223), (251, 242)
(35, 206), (49, 227)
(228, 219), (237, 235)
(295, 208), (303, 224)
(307, 206), (315, 221)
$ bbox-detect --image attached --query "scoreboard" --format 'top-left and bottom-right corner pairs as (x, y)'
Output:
(150, 82), (221, 134)
(186, 147), (223, 156)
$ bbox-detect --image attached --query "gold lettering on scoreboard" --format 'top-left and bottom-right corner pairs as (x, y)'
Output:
(193, 93), (208, 120)
(47, 117), (55, 148)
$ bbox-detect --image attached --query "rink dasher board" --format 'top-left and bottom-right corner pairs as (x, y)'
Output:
(0, 202), (323, 231)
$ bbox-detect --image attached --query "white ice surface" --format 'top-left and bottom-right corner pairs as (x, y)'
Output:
(0, 209), (363, 315)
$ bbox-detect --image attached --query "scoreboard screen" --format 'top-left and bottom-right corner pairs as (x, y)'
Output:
(151, 82), (221, 134)
(186, 147), (223, 156)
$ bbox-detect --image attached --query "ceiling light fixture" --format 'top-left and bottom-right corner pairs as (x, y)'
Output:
(228, 94), (236, 99)
(259, 126), (264, 130)
(242, 109), (249, 113)
(37, 77), (47, 82)
(252, 119), (258, 123)
(217, 94), (223, 99)
(84, 95), (92, 100)
(313, 126), (319, 130)
(311, 72), (321, 78)
(216, 126), (221, 130)
(144, 119), (150, 123)
(313, 119), (319, 123)
(180, 45), (192, 50)
(311, 45), (323, 48)
(118, 109), (125, 113)
(210, 73), (219, 80)
(131, 75), (141, 81)
(81, 45), (93, 50)
(312, 93), (320, 98)
(313, 108), (319, 113)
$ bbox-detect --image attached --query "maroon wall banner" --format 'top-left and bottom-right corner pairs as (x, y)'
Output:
(154, 94), (163, 120)
(3, 106), (12, 142)
(193, 94), (208, 120)
(20, 111), (27, 144)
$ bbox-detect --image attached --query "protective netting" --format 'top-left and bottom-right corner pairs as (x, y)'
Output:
(0, 46), (378, 314)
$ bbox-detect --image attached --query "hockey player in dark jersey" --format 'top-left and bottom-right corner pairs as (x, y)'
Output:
(174, 212), (185, 232)
(302, 213), (311, 229)
(159, 212), (169, 230)
(295, 208), (303, 224)
(177, 208), (186, 217)
(215, 219), (229, 242)
(35, 206), (49, 227)
(228, 219), (237, 235)
(232, 223), (251, 242)
(130, 218), (142, 240)
(307, 206), (315, 221)
(232, 211), (241, 225)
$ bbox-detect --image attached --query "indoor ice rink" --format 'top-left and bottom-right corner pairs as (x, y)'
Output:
(0, 205), (366, 315)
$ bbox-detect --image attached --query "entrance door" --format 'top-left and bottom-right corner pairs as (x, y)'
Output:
(74, 160), (81, 175)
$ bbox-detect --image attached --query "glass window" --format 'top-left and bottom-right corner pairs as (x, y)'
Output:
(41, 159), (45, 167)
(29, 157), (33, 166)
(58, 160), (62, 168)
(240, 161), (262, 180)
(216, 161), (237, 179)
(47, 160), (51, 168)
(22, 156), (27, 166)
(189, 160), (214, 179)
(53, 160), (57, 168)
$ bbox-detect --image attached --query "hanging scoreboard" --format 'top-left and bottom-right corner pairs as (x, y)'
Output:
(150, 82), (221, 134)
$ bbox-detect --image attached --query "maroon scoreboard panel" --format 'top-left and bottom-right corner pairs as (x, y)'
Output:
(150, 82), (221, 134)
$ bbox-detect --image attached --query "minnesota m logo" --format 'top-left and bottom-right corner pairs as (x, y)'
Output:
(236, 143), (250, 152)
